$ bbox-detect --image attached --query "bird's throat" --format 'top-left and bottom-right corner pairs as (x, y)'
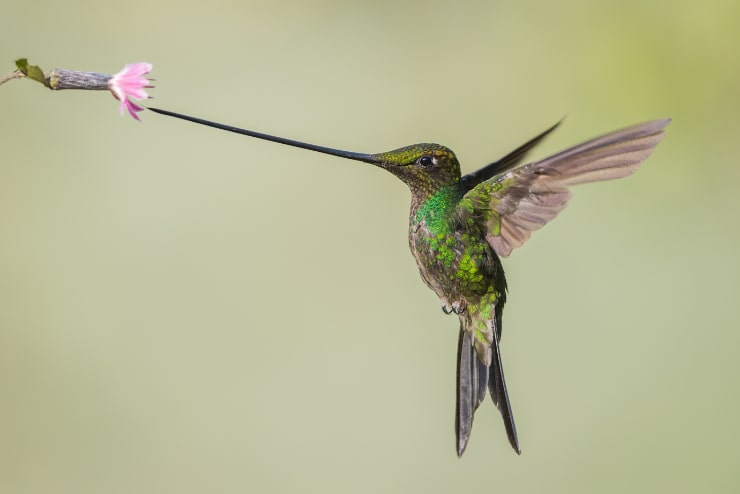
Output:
(413, 183), (461, 233)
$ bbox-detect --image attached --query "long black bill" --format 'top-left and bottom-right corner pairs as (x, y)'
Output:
(147, 106), (378, 165)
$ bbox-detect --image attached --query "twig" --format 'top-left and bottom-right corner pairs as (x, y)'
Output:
(0, 70), (25, 87)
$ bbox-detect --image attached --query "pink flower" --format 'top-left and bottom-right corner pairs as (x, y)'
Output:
(108, 62), (154, 121)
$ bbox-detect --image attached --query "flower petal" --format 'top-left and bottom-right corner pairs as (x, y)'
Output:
(121, 99), (145, 121)
(108, 62), (154, 121)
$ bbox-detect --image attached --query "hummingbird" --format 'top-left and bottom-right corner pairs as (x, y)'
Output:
(148, 106), (669, 457)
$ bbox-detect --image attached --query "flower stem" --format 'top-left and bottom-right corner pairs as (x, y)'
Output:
(47, 69), (110, 90)
(0, 70), (25, 87)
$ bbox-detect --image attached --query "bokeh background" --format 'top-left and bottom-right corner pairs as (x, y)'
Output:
(2, 1), (739, 493)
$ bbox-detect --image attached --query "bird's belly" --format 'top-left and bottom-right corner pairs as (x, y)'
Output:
(410, 226), (499, 310)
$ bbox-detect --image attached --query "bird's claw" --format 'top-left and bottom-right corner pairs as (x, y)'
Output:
(441, 302), (466, 315)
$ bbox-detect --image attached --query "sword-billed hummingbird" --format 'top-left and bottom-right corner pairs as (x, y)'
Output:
(148, 106), (669, 456)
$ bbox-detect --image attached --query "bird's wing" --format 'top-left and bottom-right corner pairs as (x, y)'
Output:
(460, 119), (670, 258)
(460, 120), (562, 192)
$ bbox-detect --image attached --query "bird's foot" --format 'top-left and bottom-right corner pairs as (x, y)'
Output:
(442, 301), (467, 315)
(451, 301), (467, 315)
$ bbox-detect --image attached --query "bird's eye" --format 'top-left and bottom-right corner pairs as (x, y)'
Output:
(419, 155), (434, 167)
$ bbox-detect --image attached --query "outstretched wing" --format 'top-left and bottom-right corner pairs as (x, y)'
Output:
(462, 119), (670, 258)
(460, 120), (562, 193)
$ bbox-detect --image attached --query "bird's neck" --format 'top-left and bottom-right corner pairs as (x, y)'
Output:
(411, 182), (462, 233)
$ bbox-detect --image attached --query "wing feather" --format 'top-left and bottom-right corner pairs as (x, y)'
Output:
(464, 119), (670, 257)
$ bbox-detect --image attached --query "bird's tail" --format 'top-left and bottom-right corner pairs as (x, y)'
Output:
(456, 317), (519, 456)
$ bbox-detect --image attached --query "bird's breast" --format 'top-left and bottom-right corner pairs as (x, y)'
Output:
(408, 217), (500, 307)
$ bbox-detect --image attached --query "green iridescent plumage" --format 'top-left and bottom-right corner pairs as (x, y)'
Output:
(148, 106), (669, 457)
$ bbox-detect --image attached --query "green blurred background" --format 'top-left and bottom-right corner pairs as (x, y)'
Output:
(2, 1), (739, 492)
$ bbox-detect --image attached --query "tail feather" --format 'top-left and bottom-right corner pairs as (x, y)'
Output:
(489, 323), (520, 454)
(456, 315), (519, 457)
(456, 328), (486, 457)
